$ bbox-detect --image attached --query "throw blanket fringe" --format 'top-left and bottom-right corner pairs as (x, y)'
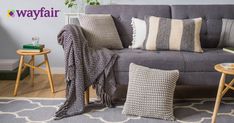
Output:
(55, 24), (118, 119)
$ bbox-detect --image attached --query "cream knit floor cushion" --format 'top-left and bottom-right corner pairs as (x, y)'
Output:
(122, 63), (179, 121)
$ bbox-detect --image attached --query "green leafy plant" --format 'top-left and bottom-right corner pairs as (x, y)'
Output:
(85, 0), (100, 5)
(65, 0), (100, 8)
(65, 0), (77, 8)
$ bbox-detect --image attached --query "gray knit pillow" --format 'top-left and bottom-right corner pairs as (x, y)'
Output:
(78, 14), (123, 49)
(122, 63), (179, 121)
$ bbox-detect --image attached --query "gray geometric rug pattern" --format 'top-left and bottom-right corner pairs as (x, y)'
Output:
(0, 97), (234, 123)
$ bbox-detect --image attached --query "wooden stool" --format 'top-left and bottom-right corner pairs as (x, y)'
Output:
(14, 48), (55, 96)
(212, 64), (234, 123)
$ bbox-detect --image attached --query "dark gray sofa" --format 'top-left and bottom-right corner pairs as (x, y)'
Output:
(85, 5), (234, 98)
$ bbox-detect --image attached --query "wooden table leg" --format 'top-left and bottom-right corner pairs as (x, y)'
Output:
(44, 54), (55, 93)
(212, 73), (226, 123)
(30, 55), (35, 87)
(13, 56), (24, 96)
(85, 87), (90, 104)
(222, 79), (234, 97)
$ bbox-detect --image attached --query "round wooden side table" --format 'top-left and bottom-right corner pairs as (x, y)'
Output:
(14, 48), (55, 96)
(212, 64), (234, 123)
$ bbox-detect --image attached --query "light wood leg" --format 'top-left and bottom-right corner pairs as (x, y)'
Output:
(30, 55), (35, 87)
(85, 87), (90, 104)
(212, 73), (226, 123)
(44, 54), (55, 93)
(14, 56), (24, 96)
(222, 79), (234, 97)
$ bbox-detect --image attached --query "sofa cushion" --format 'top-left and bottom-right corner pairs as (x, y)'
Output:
(114, 71), (222, 86)
(182, 49), (234, 72)
(113, 49), (234, 73)
(85, 5), (171, 48)
(113, 49), (184, 72)
(171, 5), (234, 48)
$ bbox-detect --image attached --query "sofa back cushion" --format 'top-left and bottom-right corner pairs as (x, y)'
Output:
(171, 5), (234, 48)
(85, 5), (171, 48)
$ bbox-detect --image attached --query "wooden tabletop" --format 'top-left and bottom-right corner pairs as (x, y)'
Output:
(215, 64), (234, 75)
(16, 48), (51, 56)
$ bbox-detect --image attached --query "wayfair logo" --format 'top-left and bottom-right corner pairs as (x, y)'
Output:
(8, 10), (15, 17)
(7, 7), (60, 20)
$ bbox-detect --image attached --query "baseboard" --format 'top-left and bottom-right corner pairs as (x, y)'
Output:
(35, 67), (65, 74)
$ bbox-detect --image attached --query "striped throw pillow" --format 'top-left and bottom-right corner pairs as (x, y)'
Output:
(144, 16), (203, 53)
(218, 19), (234, 48)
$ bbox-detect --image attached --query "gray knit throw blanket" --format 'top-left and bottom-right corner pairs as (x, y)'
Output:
(55, 24), (118, 119)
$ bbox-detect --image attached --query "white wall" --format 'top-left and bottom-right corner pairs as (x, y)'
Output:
(111, 0), (234, 5)
(0, 0), (234, 73)
(0, 0), (67, 73)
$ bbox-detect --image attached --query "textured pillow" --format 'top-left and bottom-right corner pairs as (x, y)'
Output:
(122, 63), (179, 121)
(218, 19), (234, 48)
(78, 14), (123, 49)
(144, 16), (203, 52)
(129, 18), (146, 49)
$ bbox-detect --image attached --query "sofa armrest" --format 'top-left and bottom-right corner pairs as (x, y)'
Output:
(69, 17), (80, 25)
